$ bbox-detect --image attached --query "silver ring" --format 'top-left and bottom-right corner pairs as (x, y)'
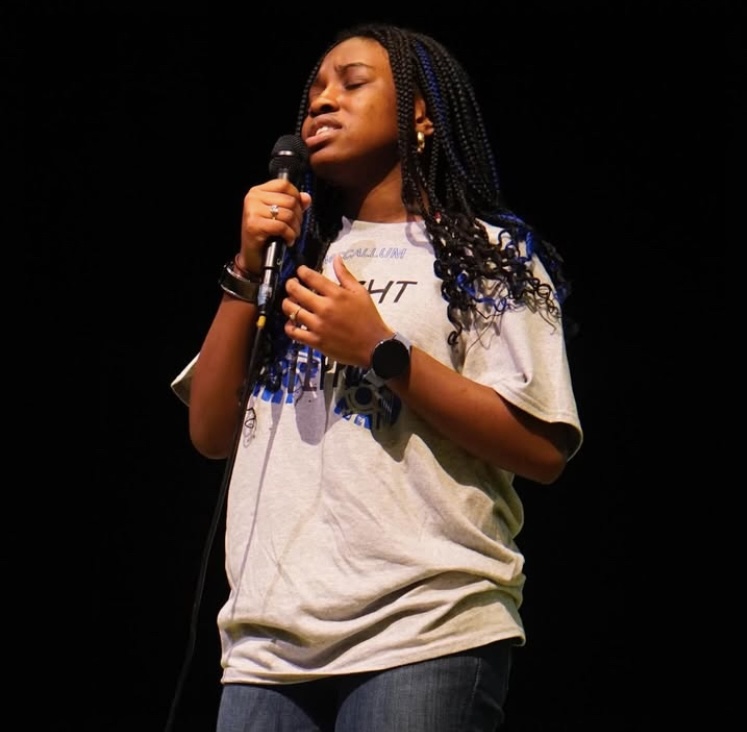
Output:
(289, 305), (302, 323)
(269, 204), (279, 220)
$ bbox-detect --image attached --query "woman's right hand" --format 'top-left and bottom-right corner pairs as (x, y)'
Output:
(237, 179), (312, 275)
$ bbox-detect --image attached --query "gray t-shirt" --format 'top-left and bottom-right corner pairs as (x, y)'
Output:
(173, 217), (582, 684)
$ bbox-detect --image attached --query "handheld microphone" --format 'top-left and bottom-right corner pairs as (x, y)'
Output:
(257, 134), (309, 323)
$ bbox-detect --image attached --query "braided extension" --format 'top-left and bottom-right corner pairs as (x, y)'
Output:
(257, 23), (576, 390)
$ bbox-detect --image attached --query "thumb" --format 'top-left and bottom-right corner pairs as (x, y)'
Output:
(300, 192), (312, 211)
(332, 254), (359, 289)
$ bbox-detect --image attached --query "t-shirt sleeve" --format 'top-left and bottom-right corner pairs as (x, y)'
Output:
(170, 354), (198, 406)
(461, 258), (583, 460)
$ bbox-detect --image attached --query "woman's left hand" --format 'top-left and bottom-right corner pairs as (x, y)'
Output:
(282, 255), (393, 368)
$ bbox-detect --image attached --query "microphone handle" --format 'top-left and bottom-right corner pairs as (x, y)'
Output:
(257, 239), (284, 315)
(257, 169), (291, 316)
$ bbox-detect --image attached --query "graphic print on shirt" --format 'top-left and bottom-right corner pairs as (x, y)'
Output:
(248, 273), (418, 435)
(322, 245), (408, 267)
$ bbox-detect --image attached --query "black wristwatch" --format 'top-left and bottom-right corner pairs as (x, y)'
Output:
(364, 333), (412, 389)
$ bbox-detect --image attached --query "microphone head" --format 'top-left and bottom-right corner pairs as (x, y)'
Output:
(269, 134), (308, 186)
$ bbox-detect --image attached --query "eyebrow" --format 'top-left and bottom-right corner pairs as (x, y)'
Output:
(311, 61), (375, 90)
(333, 61), (375, 73)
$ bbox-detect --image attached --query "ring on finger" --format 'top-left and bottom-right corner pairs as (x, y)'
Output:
(289, 304), (303, 323)
(270, 204), (279, 220)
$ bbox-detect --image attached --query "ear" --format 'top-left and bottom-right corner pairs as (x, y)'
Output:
(414, 96), (435, 138)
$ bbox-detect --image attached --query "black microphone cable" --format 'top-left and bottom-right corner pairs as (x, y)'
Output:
(162, 134), (307, 732)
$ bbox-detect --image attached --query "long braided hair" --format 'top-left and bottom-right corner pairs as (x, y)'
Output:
(258, 23), (575, 391)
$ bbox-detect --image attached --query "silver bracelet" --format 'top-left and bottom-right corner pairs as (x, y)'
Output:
(218, 261), (260, 304)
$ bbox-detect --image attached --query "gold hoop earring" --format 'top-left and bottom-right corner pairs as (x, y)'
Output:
(416, 130), (426, 154)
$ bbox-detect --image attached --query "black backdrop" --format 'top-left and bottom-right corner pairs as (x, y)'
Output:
(22, 3), (728, 730)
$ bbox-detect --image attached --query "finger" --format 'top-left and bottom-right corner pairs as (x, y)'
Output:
(283, 285), (318, 322)
(284, 318), (317, 345)
(294, 264), (339, 295)
(268, 192), (310, 238)
(285, 276), (318, 307)
(288, 303), (303, 325)
(282, 296), (298, 320)
(259, 203), (306, 246)
(331, 254), (360, 289)
(284, 320), (302, 341)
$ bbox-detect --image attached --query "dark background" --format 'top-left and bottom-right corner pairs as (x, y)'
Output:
(22, 2), (729, 730)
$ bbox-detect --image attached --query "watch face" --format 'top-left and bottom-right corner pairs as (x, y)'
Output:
(372, 338), (410, 380)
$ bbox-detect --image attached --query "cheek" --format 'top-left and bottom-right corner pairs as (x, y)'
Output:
(363, 101), (399, 138)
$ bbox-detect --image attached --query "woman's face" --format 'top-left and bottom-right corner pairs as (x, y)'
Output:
(301, 36), (400, 188)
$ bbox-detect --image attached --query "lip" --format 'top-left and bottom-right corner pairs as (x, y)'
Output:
(304, 118), (340, 149)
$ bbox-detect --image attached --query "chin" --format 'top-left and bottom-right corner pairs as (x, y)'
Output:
(308, 154), (347, 184)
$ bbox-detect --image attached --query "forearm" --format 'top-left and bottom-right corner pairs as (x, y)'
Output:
(388, 347), (568, 484)
(188, 295), (259, 459)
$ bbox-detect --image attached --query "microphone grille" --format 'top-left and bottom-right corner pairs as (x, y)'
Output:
(269, 134), (308, 185)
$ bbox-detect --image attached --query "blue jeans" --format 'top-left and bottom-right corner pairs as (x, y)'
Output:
(215, 640), (513, 731)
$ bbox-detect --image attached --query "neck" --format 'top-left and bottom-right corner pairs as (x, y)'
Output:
(341, 168), (416, 223)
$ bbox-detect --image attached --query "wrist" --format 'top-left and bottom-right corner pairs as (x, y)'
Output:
(364, 332), (412, 389)
(233, 253), (261, 279)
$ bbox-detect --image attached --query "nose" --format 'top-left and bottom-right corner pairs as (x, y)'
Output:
(308, 86), (339, 116)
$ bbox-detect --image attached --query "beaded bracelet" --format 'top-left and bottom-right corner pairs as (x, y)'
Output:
(232, 254), (260, 281)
